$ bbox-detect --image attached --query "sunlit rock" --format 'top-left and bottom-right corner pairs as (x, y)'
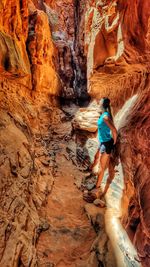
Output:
(0, 0), (30, 83)
(72, 100), (100, 132)
(27, 2), (60, 94)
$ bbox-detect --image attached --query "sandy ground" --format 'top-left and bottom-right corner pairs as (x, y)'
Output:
(37, 144), (97, 267)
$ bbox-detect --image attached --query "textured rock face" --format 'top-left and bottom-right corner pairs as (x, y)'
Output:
(0, 77), (57, 266)
(72, 100), (100, 132)
(75, 1), (150, 265)
(0, 0), (30, 80)
(27, 1), (60, 94)
(119, 88), (150, 266)
(43, 0), (87, 99)
(85, 0), (150, 110)
(0, 1), (61, 266)
(0, 0), (60, 94)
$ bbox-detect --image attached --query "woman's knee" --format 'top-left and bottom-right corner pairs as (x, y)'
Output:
(93, 151), (100, 164)
(100, 153), (110, 170)
(99, 165), (105, 173)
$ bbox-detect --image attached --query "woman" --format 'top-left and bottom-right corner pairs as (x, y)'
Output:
(90, 97), (117, 198)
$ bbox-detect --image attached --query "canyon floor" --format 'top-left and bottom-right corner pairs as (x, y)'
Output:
(36, 141), (97, 267)
(36, 105), (141, 267)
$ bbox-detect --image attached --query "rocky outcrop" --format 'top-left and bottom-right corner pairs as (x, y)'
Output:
(27, 1), (60, 94)
(72, 100), (100, 132)
(85, 204), (117, 267)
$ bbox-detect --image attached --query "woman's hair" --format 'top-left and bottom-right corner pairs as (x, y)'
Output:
(101, 97), (113, 120)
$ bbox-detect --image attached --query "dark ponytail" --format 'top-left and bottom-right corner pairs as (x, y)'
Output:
(102, 97), (113, 121)
(107, 105), (113, 121)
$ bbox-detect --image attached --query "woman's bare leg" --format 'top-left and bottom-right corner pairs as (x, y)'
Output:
(102, 158), (115, 196)
(89, 153), (110, 200)
(90, 149), (100, 171)
(96, 153), (110, 188)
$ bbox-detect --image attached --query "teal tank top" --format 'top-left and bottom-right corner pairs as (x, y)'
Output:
(97, 112), (112, 143)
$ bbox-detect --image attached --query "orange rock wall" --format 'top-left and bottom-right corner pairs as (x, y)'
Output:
(119, 87), (150, 266)
(84, 1), (150, 265)
(85, 0), (150, 110)
(27, 1), (60, 94)
(0, 0), (60, 94)
(0, 1), (61, 266)
(0, 0), (30, 80)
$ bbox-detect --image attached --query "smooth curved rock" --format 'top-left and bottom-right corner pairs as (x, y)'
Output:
(72, 100), (100, 132)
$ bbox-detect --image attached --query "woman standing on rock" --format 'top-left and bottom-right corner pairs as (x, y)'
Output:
(89, 97), (117, 199)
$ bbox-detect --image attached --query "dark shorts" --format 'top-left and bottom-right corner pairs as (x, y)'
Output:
(99, 138), (114, 154)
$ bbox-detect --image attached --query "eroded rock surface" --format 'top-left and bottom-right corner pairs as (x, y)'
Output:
(27, 1), (60, 93)
(0, 76), (58, 266)
(72, 100), (100, 132)
(83, 2), (150, 265)
(43, 0), (87, 99)
(85, 0), (150, 110)
(0, 0), (30, 80)
(119, 89), (150, 267)
(0, 1), (61, 265)
(36, 141), (98, 267)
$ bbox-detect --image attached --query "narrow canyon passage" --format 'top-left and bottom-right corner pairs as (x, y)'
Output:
(0, 1), (149, 266)
(36, 111), (141, 267)
(36, 141), (97, 267)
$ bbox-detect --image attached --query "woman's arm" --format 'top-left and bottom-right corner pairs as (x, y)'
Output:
(104, 116), (117, 144)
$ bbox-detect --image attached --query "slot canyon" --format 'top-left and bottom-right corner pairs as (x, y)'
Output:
(0, 0), (150, 266)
